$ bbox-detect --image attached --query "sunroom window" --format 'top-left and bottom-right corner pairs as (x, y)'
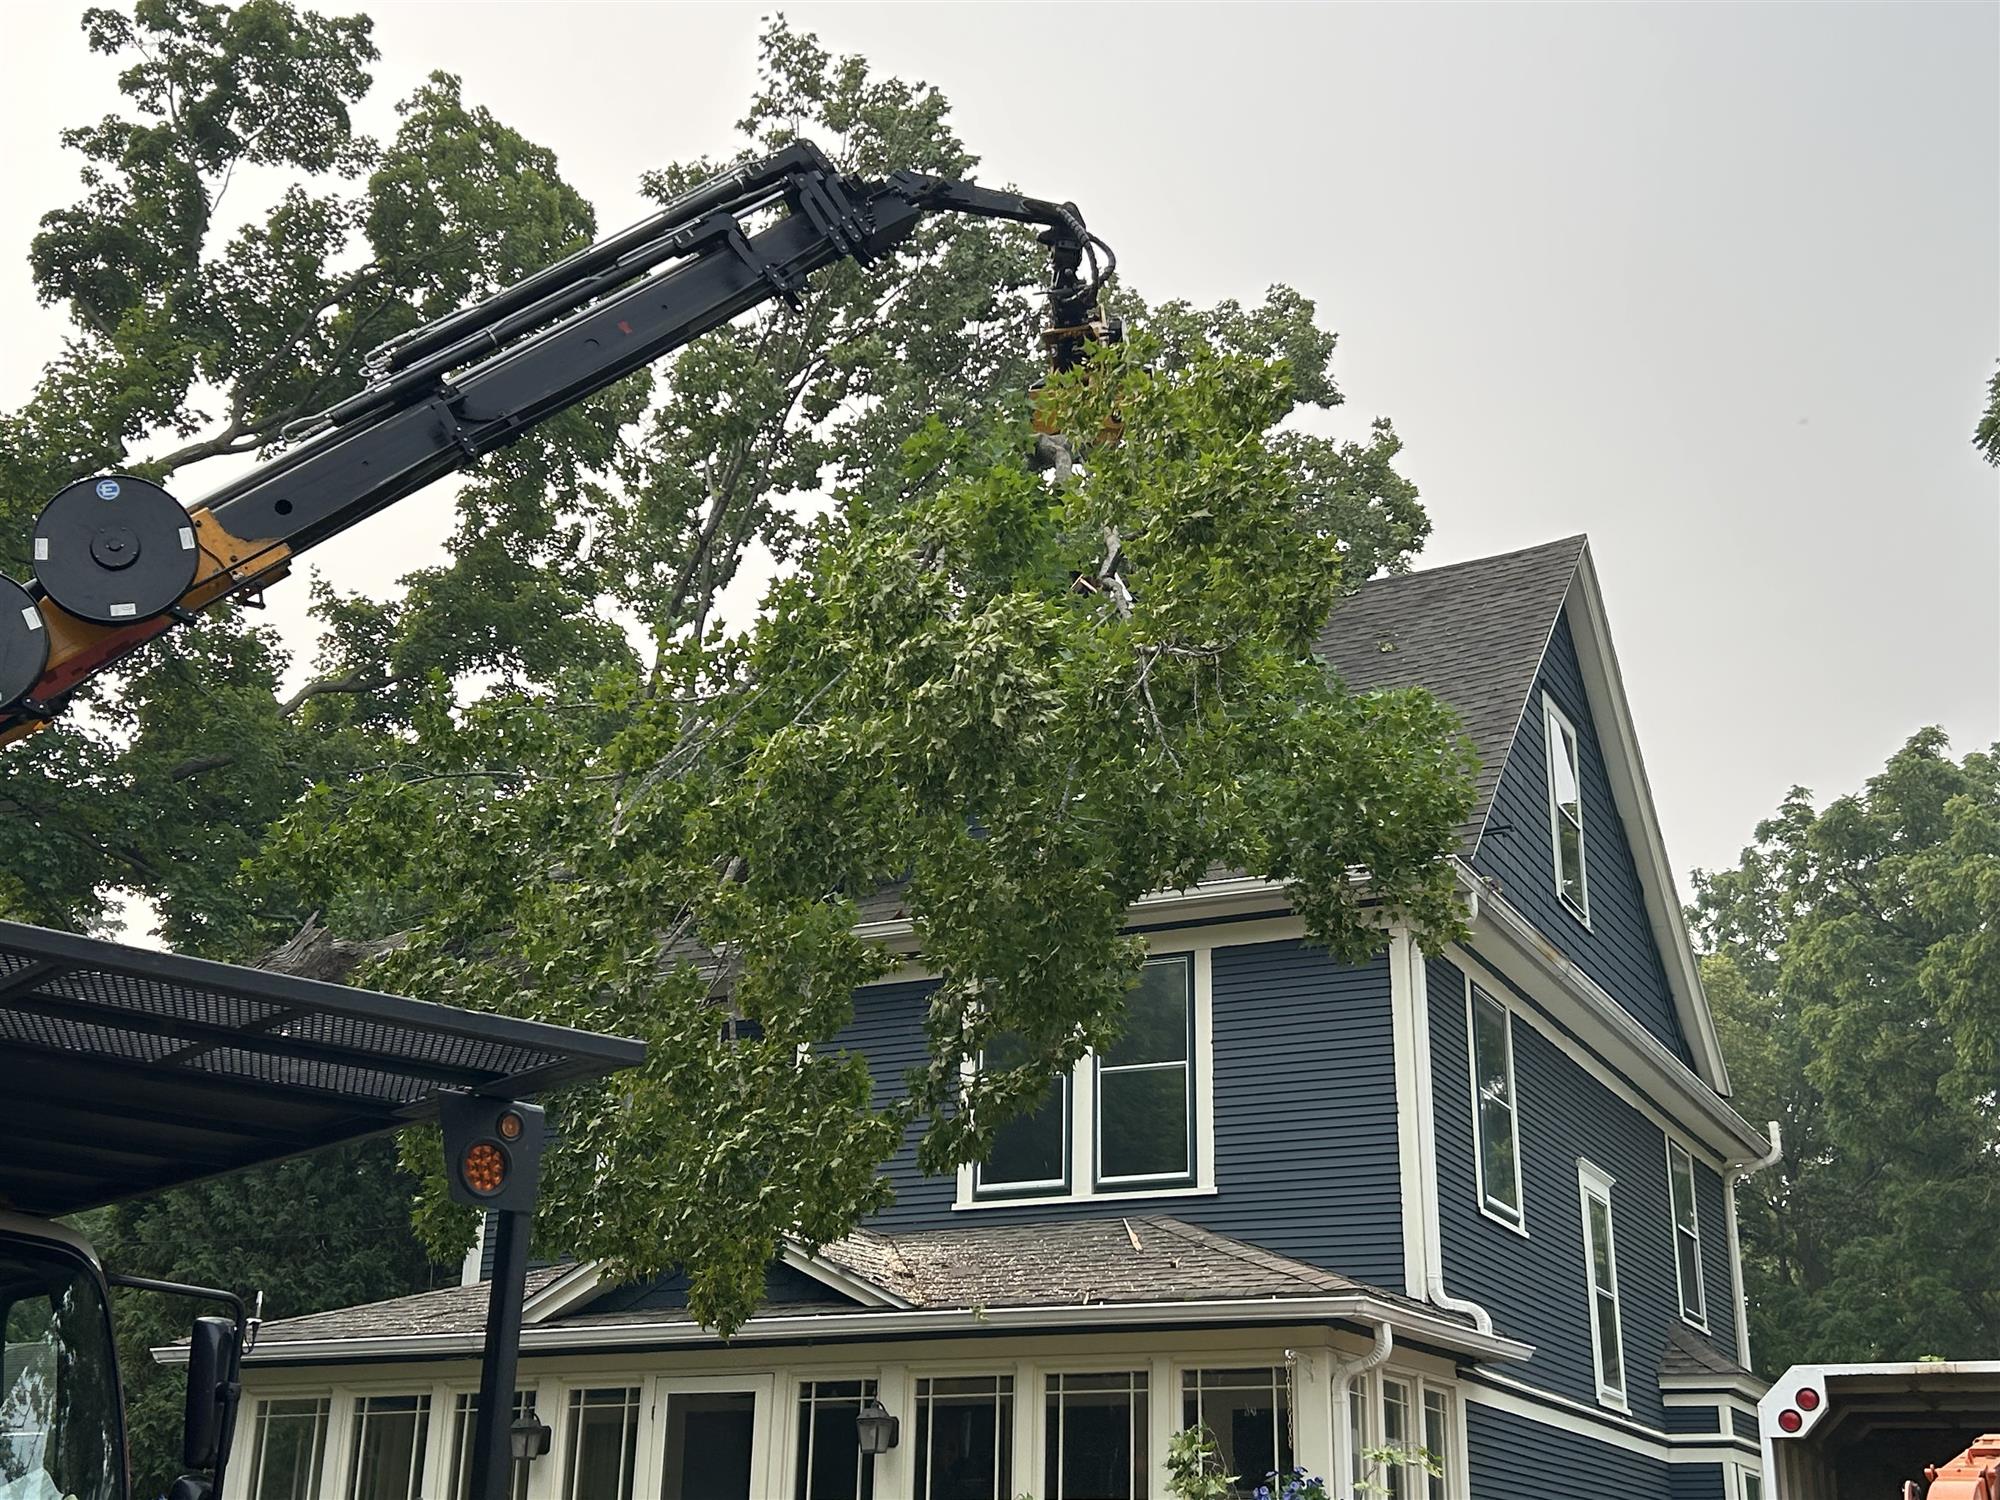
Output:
(1543, 697), (1589, 922)
(1181, 1368), (1290, 1497)
(449, 1391), (533, 1500)
(1045, 1372), (1147, 1500)
(1578, 1161), (1626, 1407)
(1667, 1139), (1707, 1326)
(246, 1397), (329, 1500)
(795, 1380), (876, 1500)
(346, 1395), (428, 1500)
(563, 1387), (641, 1500)
(1468, 984), (1523, 1226)
(914, 1375), (1013, 1500)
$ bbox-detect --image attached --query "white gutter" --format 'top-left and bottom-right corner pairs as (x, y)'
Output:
(170, 1292), (1533, 1368)
(1724, 1120), (1784, 1370)
(1394, 932), (1495, 1337)
(1329, 1321), (1394, 1490)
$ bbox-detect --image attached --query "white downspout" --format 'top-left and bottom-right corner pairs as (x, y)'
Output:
(1724, 1119), (1783, 1369)
(1392, 929), (1495, 1337)
(1329, 1321), (1394, 1498)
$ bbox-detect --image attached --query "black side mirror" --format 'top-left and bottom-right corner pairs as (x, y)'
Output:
(182, 1315), (237, 1468)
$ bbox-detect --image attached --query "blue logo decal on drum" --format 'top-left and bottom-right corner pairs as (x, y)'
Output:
(95, 479), (121, 500)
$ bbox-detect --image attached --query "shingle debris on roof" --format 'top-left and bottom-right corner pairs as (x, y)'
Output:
(246, 1216), (1457, 1347)
(1315, 535), (1586, 845)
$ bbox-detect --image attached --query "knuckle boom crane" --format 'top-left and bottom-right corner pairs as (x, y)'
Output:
(0, 139), (1117, 746)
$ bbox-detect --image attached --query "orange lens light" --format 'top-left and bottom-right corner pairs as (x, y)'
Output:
(497, 1110), (524, 1141)
(463, 1141), (509, 1195)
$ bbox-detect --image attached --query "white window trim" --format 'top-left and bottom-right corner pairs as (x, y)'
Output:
(1577, 1158), (1628, 1412)
(1363, 1368), (1466, 1500)
(1465, 979), (1529, 1237)
(1542, 693), (1591, 927)
(1665, 1135), (1710, 1330)
(957, 948), (1215, 1209)
(1093, 953), (1197, 1190)
(1728, 1460), (1765, 1500)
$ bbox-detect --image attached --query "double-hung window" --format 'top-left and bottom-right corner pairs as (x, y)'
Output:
(914, 1375), (1013, 1500)
(1543, 696), (1589, 923)
(1666, 1139), (1707, 1326)
(1372, 1376), (1454, 1500)
(1577, 1160), (1626, 1408)
(970, 954), (1199, 1203)
(562, 1387), (641, 1500)
(795, 1380), (876, 1500)
(1096, 955), (1194, 1187)
(246, 1397), (330, 1500)
(1181, 1368), (1290, 1496)
(1045, 1372), (1147, 1500)
(1466, 983), (1523, 1228)
(346, 1395), (428, 1500)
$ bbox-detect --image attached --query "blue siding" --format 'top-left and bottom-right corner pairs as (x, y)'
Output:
(1733, 1407), (1759, 1443)
(838, 940), (1405, 1288)
(1471, 611), (1688, 1061)
(1663, 1403), (1718, 1436)
(1465, 1397), (1669, 1498)
(1668, 1464), (1726, 1500)
(1430, 955), (1736, 1429)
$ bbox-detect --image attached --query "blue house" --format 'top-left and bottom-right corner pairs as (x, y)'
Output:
(210, 537), (1774, 1500)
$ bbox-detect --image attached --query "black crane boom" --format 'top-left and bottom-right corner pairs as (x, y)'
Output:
(0, 139), (1115, 744)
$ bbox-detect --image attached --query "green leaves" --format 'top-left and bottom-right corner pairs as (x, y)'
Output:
(1692, 729), (2000, 1369)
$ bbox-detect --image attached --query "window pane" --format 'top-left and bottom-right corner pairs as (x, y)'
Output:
(1422, 1391), (1448, 1500)
(1587, 1199), (1613, 1289)
(1595, 1292), (1624, 1392)
(450, 1392), (533, 1500)
(1381, 1381), (1408, 1500)
(347, 1396), (428, 1500)
(564, 1389), (640, 1500)
(1470, 990), (1519, 1217)
(1045, 1373), (1146, 1500)
(250, 1399), (330, 1500)
(977, 1036), (1068, 1193)
(1548, 717), (1580, 812)
(1097, 1066), (1190, 1181)
(795, 1382), (876, 1500)
(1103, 960), (1190, 1067)
(1555, 817), (1586, 911)
(1676, 1234), (1704, 1321)
(1669, 1148), (1697, 1233)
(1346, 1385), (1365, 1492)
(915, 1376), (1012, 1500)
(1743, 1474), (1762, 1500)
(1180, 1369), (1289, 1498)
(661, 1391), (756, 1500)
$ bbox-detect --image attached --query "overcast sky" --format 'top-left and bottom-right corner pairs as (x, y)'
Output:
(2, 1), (1994, 895)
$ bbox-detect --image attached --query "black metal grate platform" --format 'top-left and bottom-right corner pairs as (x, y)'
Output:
(0, 919), (645, 1216)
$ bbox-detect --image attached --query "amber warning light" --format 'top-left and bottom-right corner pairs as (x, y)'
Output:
(441, 1095), (546, 1213)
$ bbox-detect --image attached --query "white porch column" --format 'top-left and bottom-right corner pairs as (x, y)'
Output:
(1148, 1355), (1175, 1499)
(875, 1364), (912, 1500)
(1011, 1360), (1038, 1500)
(1290, 1348), (1335, 1488)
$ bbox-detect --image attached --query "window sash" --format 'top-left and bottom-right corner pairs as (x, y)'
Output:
(972, 1041), (1071, 1198)
(1468, 986), (1522, 1223)
(914, 1375), (1013, 1500)
(449, 1391), (533, 1500)
(794, 1381), (876, 1500)
(1579, 1170), (1626, 1403)
(1179, 1368), (1291, 1497)
(1544, 700), (1589, 920)
(563, 1387), (641, 1500)
(346, 1395), (429, 1500)
(249, 1398), (330, 1500)
(1044, 1372), (1147, 1500)
(1421, 1390), (1449, 1500)
(1668, 1142), (1706, 1324)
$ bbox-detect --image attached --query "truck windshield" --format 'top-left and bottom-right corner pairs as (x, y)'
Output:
(0, 1241), (122, 1500)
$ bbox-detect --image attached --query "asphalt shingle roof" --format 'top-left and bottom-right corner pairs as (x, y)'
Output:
(1659, 1322), (1752, 1380)
(245, 1217), (1457, 1347)
(1315, 535), (1586, 845)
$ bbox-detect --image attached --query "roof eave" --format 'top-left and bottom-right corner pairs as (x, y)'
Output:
(201, 1293), (1533, 1369)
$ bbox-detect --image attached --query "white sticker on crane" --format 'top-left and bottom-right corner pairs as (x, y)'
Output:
(110, 602), (136, 617)
(179, 526), (196, 550)
(22, 608), (41, 631)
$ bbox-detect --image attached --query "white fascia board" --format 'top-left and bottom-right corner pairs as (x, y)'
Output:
(1459, 863), (1769, 1163)
(1661, 1371), (1770, 1401)
(776, 1243), (913, 1309)
(522, 1260), (607, 1321)
(1563, 548), (1732, 1096)
(853, 874), (1293, 946)
(204, 1293), (1532, 1369)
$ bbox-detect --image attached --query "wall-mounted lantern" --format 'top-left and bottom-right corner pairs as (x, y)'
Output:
(855, 1398), (900, 1455)
(510, 1413), (552, 1466)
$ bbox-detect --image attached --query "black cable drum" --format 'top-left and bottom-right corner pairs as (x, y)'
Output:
(33, 474), (199, 625)
(0, 575), (50, 707)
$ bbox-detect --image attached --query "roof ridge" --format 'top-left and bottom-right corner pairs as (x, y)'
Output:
(1360, 534), (1587, 589)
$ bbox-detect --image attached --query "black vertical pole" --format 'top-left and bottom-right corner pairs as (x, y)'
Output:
(468, 1210), (530, 1500)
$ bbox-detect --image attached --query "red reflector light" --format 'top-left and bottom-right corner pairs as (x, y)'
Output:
(463, 1141), (508, 1195)
(1777, 1408), (1803, 1433)
(1795, 1387), (1820, 1411)
(497, 1109), (524, 1141)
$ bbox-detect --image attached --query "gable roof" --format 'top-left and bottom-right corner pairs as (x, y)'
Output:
(1315, 535), (1587, 847)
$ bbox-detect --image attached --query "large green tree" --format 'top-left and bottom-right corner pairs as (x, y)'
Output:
(1692, 729), (2000, 1372)
(10, 1), (1470, 1343)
